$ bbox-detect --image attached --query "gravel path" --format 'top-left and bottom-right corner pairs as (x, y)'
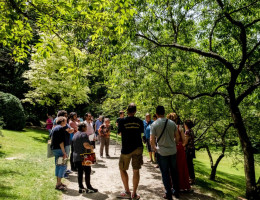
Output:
(62, 141), (216, 200)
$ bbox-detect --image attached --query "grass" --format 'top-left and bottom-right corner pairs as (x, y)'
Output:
(0, 128), (61, 200)
(194, 151), (260, 199)
(110, 131), (260, 200)
(0, 129), (259, 200)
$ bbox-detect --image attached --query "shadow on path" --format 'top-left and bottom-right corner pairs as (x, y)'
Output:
(63, 188), (109, 200)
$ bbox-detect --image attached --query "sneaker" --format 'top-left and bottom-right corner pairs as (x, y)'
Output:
(87, 187), (98, 193)
(117, 191), (131, 199)
(106, 155), (110, 158)
(79, 187), (86, 193)
(66, 170), (73, 174)
(100, 155), (103, 158)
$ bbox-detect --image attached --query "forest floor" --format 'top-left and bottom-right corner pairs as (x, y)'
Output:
(62, 140), (216, 200)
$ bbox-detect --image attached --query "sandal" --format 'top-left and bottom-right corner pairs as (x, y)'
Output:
(60, 183), (66, 187)
(117, 191), (131, 199)
(55, 184), (66, 191)
(132, 194), (140, 200)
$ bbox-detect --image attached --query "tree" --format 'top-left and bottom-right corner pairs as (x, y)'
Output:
(23, 35), (90, 108)
(124, 0), (260, 198)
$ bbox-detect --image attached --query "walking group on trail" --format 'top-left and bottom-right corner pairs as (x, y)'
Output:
(47, 103), (196, 200)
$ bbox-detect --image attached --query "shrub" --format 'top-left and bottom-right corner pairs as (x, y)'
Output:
(0, 92), (26, 130)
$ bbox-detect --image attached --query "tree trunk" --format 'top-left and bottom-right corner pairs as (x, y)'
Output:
(230, 102), (257, 199)
(210, 154), (224, 181)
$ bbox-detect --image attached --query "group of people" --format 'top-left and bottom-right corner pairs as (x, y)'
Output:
(116, 104), (195, 200)
(47, 103), (195, 200)
(48, 110), (112, 193)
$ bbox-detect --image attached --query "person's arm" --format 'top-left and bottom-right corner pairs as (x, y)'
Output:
(180, 127), (186, 145)
(98, 125), (103, 136)
(83, 134), (94, 150)
(150, 124), (157, 151)
(150, 135), (157, 152)
(174, 126), (180, 142)
(83, 142), (92, 149)
(59, 142), (67, 159)
(66, 125), (74, 134)
(94, 122), (97, 132)
(183, 131), (190, 148)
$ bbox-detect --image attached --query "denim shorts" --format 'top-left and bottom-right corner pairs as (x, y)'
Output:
(52, 149), (66, 178)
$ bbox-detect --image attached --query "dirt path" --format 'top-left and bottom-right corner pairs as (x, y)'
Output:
(62, 141), (216, 200)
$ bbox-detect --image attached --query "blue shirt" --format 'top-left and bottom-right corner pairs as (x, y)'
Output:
(95, 120), (103, 132)
(143, 120), (154, 139)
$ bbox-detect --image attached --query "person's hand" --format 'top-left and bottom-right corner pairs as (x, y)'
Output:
(152, 146), (157, 152)
(63, 152), (68, 159)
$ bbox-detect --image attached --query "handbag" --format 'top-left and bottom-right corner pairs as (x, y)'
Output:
(47, 139), (54, 158)
(80, 152), (96, 166)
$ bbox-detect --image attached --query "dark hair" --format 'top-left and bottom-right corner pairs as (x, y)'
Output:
(127, 103), (136, 114)
(69, 112), (77, 120)
(84, 113), (91, 120)
(78, 122), (87, 131)
(119, 111), (124, 115)
(156, 106), (165, 115)
(57, 110), (67, 117)
(184, 120), (194, 129)
(56, 116), (66, 125)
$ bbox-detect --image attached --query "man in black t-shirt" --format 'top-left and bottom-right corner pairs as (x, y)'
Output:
(117, 103), (143, 200)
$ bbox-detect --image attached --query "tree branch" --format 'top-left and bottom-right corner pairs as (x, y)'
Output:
(194, 124), (213, 143)
(8, 0), (29, 18)
(245, 18), (260, 28)
(248, 40), (260, 58)
(216, 0), (247, 72)
(209, 17), (222, 51)
(236, 81), (260, 104)
(136, 33), (234, 71)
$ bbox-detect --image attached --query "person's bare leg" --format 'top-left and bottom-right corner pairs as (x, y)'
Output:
(120, 169), (130, 192)
(57, 177), (62, 185)
(149, 152), (152, 161)
(152, 152), (156, 162)
(132, 169), (140, 196)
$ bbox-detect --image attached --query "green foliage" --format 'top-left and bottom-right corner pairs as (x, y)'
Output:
(23, 35), (90, 108)
(0, 92), (25, 131)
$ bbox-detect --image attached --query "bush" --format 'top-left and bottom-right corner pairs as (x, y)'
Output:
(0, 92), (26, 130)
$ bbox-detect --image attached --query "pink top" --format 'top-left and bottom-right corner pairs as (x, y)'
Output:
(46, 118), (53, 130)
(85, 121), (94, 136)
(69, 120), (78, 134)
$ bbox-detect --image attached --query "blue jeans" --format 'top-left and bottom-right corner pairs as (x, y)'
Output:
(157, 153), (179, 199)
(52, 149), (67, 178)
